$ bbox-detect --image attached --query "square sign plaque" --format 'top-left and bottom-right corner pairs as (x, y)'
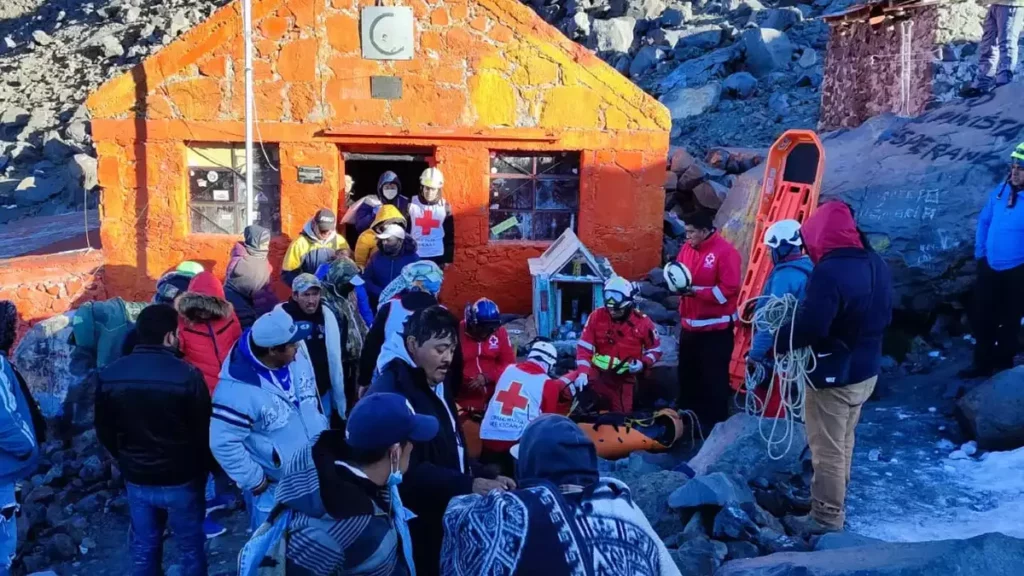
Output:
(297, 166), (324, 184)
(361, 7), (414, 61)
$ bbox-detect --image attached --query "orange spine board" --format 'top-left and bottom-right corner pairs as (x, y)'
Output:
(729, 130), (825, 391)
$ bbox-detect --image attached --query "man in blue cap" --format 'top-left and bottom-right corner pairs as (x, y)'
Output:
(262, 392), (438, 576)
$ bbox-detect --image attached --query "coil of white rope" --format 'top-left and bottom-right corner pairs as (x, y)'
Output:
(739, 293), (816, 460)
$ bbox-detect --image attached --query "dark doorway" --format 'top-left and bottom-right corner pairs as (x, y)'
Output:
(558, 282), (595, 330)
(343, 153), (430, 203)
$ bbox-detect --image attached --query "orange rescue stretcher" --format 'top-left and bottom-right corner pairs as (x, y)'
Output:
(729, 130), (825, 415)
(459, 407), (686, 461)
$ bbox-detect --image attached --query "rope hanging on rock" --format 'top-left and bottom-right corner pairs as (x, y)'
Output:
(739, 292), (816, 461)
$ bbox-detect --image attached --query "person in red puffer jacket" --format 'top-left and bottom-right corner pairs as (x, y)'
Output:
(458, 298), (515, 413)
(176, 271), (243, 395)
(675, 210), (741, 430)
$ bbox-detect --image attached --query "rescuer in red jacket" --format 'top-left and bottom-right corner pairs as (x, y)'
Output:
(576, 276), (662, 412)
(675, 211), (741, 429)
(457, 298), (515, 412)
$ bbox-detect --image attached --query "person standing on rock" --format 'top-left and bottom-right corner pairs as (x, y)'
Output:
(408, 167), (455, 269)
(674, 211), (741, 430)
(962, 0), (1024, 96)
(282, 209), (349, 285)
(962, 142), (1024, 379)
(774, 201), (892, 536)
(93, 304), (211, 576)
(576, 276), (663, 412)
(442, 414), (680, 576)
(210, 306), (328, 532)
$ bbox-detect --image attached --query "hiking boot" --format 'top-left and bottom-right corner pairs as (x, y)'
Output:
(783, 514), (841, 537)
(957, 365), (994, 380)
(959, 82), (991, 98)
(206, 493), (236, 514)
(995, 72), (1013, 87)
(204, 518), (227, 539)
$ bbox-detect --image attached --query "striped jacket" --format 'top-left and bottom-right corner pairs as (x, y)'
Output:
(277, 430), (410, 576)
(0, 355), (38, 485)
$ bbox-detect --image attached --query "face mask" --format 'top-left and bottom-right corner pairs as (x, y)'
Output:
(382, 185), (399, 201)
(388, 450), (416, 574)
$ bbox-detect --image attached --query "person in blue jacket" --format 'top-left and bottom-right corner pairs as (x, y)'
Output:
(0, 332), (40, 573)
(748, 219), (814, 367)
(962, 142), (1024, 379)
(363, 224), (421, 310)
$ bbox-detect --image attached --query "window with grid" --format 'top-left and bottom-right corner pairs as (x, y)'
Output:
(186, 144), (282, 235)
(488, 152), (580, 242)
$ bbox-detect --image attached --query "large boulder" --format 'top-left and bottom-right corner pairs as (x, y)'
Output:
(660, 82), (722, 121)
(626, 470), (689, 537)
(590, 17), (636, 53)
(956, 366), (1024, 450)
(668, 472), (754, 509)
(687, 414), (807, 481)
(713, 89), (1023, 313)
(742, 28), (794, 78)
(717, 532), (1024, 576)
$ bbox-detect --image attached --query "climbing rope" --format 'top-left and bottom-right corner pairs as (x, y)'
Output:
(739, 293), (817, 460)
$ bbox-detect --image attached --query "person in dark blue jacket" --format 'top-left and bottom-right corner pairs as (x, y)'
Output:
(776, 201), (892, 537)
(363, 224), (421, 309)
(367, 305), (514, 576)
(961, 142), (1024, 379)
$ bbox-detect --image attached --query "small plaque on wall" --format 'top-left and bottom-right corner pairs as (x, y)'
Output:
(371, 76), (403, 100)
(297, 166), (324, 184)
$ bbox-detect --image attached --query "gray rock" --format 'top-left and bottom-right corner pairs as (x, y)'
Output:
(74, 493), (103, 515)
(723, 72), (757, 99)
(727, 0), (765, 18)
(628, 0), (668, 21)
(660, 7), (687, 27)
(814, 532), (885, 551)
(681, 510), (707, 540)
(649, 266), (667, 286)
(668, 472), (754, 509)
(32, 30), (54, 47)
(123, 6), (143, 23)
(713, 505), (760, 541)
(722, 533), (1024, 576)
(591, 17), (636, 53)
(3, 36), (15, 50)
(742, 28), (794, 77)
(42, 134), (74, 162)
(693, 180), (728, 210)
(170, 12), (191, 37)
(627, 470), (688, 537)
(15, 175), (66, 205)
(956, 366), (1024, 450)
(48, 533), (77, 560)
(101, 35), (125, 58)
(754, 7), (803, 31)
(659, 45), (741, 92)
(638, 280), (671, 301)
(21, 555), (49, 573)
(567, 12), (591, 39)
(630, 46), (667, 77)
(65, 121), (90, 144)
(79, 455), (107, 482)
(727, 540), (762, 560)
(639, 299), (674, 324)
(660, 82), (721, 121)
(742, 501), (785, 534)
(756, 528), (809, 554)
(768, 92), (791, 117)
(671, 536), (728, 575)
(675, 25), (723, 50)
(688, 414), (807, 481)
(798, 48), (818, 68)
(1, 106), (31, 135)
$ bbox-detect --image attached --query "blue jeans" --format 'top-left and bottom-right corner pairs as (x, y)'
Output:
(243, 484), (277, 533)
(977, 5), (1024, 85)
(0, 483), (16, 576)
(126, 480), (207, 576)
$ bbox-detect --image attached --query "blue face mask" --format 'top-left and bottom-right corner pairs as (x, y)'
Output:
(388, 452), (416, 576)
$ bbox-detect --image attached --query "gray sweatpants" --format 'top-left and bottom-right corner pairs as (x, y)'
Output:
(977, 4), (1024, 86)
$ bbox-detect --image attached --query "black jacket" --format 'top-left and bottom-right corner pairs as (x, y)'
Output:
(93, 345), (212, 485)
(368, 357), (473, 576)
(785, 248), (893, 387)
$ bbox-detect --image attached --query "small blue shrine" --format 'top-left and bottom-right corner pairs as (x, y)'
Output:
(528, 229), (615, 340)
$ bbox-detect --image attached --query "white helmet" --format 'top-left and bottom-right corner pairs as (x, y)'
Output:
(527, 340), (558, 367)
(763, 219), (802, 249)
(663, 261), (693, 293)
(603, 276), (636, 311)
(420, 167), (444, 189)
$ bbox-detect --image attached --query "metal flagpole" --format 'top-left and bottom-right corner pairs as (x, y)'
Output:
(243, 0), (256, 226)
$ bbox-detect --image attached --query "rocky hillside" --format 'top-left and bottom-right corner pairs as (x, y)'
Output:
(0, 0), (229, 216)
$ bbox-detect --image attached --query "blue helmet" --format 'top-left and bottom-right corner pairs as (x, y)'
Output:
(465, 298), (500, 328)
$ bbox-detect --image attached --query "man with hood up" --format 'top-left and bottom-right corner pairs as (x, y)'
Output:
(363, 224), (421, 309)
(441, 414), (680, 576)
(319, 257), (372, 412)
(353, 172), (411, 263)
(225, 225), (279, 329)
(177, 271), (243, 395)
(775, 201), (892, 536)
(355, 203), (410, 269)
(282, 209), (349, 285)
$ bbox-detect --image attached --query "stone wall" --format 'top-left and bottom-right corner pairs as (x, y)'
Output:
(0, 249), (107, 343)
(820, 8), (937, 131)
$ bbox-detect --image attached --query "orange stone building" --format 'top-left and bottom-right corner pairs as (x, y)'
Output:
(86, 0), (670, 314)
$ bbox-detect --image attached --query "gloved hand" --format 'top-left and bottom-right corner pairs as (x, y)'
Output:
(592, 354), (614, 372)
(568, 373), (589, 396)
(626, 359), (645, 374)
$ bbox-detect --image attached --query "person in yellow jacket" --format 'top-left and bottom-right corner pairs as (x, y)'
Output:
(282, 209), (349, 284)
(354, 204), (409, 268)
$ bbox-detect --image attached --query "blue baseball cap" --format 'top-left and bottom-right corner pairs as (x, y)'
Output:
(346, 393), (439, 450)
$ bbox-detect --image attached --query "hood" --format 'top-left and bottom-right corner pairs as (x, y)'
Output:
(277, 430), (381, 519)
(776, 254), (814, 274)
(800, 201), (864, 264)
(517, 414), (598, 487)
(374, 292), (438, 368)
(370, 203), (407, 229)
(226, 256), (271, 298)
(177, 272), (233, 322)
(243, 225), (271, 257)
(376, 171), (403, 202)
(302, 218), (336, 245)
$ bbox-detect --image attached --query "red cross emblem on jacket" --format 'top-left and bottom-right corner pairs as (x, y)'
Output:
(495, 381), (530, 415)
(415, 212), (442, 235)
